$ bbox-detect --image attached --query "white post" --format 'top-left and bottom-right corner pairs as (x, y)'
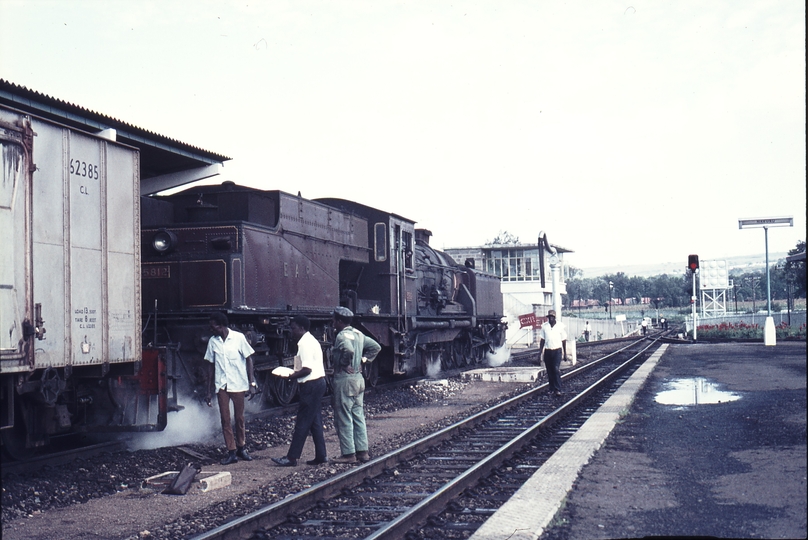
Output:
(764, 226), (776, 346)
(550, 254), (561, 317)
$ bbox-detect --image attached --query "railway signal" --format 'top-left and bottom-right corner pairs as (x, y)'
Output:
(687, 255), (699, 340)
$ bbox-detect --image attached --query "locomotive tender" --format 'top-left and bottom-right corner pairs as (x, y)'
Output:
(141, 182), (506, 406)
(1, 81), (504, 456)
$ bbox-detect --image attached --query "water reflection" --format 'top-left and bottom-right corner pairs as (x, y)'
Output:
(655, 377), (740, 406)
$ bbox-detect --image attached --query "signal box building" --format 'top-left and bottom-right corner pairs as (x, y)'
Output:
(445, 242), (573, 347)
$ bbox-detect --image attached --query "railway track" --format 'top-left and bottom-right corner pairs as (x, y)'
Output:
(191, 335), (664, 540)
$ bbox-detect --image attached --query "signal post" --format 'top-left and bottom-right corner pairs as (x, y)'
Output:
(688, 255), (699, 340)
(738, 216), (794, 346)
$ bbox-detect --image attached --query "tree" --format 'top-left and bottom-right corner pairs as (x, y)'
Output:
(567, 265), (584, 280)
(786, 240), (806, 298)
(564, 277), (593, 309)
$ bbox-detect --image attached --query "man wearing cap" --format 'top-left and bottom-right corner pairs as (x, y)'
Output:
(538, 309), (567, 396)
(272, 315), (329, 467)
(330, 307), (381, 463)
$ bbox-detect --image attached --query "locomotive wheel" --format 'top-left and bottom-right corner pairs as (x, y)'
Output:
(441, 344), (455, 371)
(453, 338), (471, 367)
(260, 372), (275, 407)
(362, 359), (379, 387)
(270, 375), (298, 406)
(471, 343), (486, 365)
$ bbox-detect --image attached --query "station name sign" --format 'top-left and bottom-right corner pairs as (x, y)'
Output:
(738, 216), (793, 229)
(518, 313), (549, 329)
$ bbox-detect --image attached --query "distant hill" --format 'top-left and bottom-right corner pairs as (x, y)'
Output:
(580, 253), (789, 278)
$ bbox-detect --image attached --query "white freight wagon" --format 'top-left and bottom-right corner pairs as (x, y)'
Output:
(1, 104), (159, 456)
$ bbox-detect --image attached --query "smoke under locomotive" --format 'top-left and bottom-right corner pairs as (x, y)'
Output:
(141, 181), (506, 408)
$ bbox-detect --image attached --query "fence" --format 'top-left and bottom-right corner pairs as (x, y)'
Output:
(685, 311), (806, 333)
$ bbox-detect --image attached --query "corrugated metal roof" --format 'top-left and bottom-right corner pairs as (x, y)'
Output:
(0, 79), (230, 179)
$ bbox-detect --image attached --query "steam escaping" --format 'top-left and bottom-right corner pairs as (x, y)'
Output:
(486, 345), (511, 367)
(125, 400), (220, 451)
(426, 354), (442, 379)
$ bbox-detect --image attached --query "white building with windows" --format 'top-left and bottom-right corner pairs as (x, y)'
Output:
(445, 242), (572, 347)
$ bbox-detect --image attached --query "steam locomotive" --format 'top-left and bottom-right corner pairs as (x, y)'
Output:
(0, 84), (504, 458)
(141, 181), (506, 407)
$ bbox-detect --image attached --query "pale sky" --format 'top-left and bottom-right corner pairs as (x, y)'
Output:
(1, 0), (804, 271)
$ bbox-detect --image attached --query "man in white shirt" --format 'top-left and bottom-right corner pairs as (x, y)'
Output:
(272, 315), (329, 467)
(205, 312), (257, 465)
(538, 310), (567, 396)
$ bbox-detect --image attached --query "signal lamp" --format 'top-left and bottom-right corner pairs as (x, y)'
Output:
(688, 254), (699, 271)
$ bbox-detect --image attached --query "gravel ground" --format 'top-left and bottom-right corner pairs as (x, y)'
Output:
(2, 342), (625, 540)
(2, 373), (535, 540)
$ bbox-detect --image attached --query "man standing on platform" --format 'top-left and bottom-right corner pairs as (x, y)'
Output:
(205, 312), (257, 465)
(272, 315), (329, 467)
(330, 307), (381, 463)
(538, 309), (567, 396)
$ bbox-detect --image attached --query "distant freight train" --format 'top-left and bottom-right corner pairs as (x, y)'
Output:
(1, 97), (505, 458)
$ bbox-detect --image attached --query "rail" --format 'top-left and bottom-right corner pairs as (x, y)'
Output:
(191, 336), (662, 539)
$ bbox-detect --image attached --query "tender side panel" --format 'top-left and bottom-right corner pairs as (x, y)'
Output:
(242, 225), (341, 311)
(141, 226), (239, 312)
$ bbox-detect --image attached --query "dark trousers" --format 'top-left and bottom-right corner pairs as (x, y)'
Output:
(543, 348), (563, 392)
(216, 390), (246, 451)
(287, 377), (327, 461)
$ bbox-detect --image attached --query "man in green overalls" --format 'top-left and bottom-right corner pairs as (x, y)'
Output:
(331, 307), (381, 463)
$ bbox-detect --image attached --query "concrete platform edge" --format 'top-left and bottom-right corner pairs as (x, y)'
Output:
(469, 344), (668, 540)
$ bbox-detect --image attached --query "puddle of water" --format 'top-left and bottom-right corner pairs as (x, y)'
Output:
(655, 377), (741, 406)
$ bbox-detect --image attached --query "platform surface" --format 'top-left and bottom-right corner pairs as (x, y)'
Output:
(472, 341), (807, 540)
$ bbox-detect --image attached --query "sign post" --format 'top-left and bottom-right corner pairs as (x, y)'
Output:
(738, 216), (793, 346)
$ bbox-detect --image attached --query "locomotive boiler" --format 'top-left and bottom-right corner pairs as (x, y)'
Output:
(141, 183), (506, 407)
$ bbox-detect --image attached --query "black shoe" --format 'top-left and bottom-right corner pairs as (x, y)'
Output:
(236, 448), (253, 461)
(272, 456), (297, 467)
(356, 450), (371, 463)
(306, 458), (328, 466)
(220, 453), (238, 465)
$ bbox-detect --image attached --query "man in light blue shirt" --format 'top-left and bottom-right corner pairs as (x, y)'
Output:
(205, 312), (257, 465)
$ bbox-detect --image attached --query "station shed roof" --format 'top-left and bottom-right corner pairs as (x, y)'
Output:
(0, 79), (229, 195)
